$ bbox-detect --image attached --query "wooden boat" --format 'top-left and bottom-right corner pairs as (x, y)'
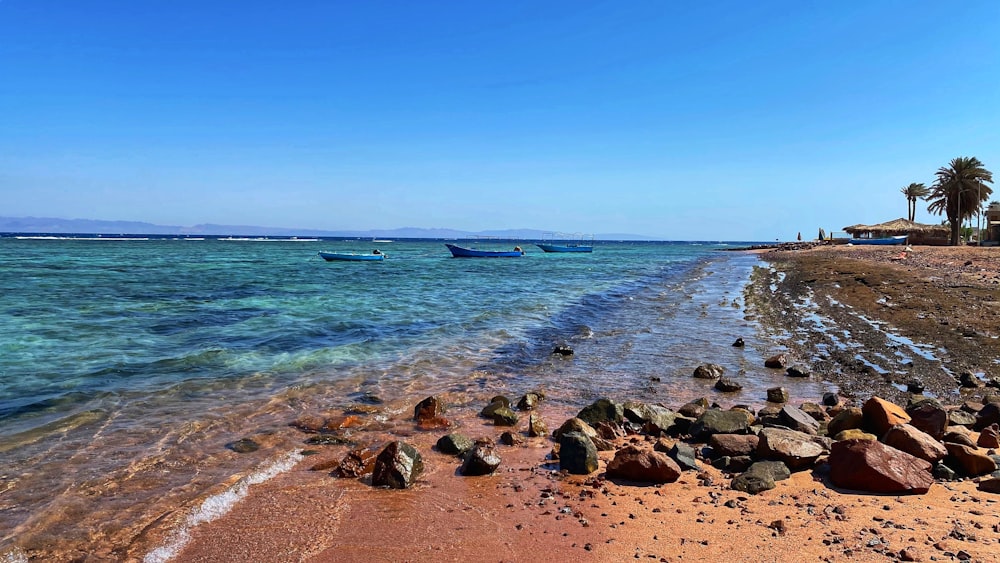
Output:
(848, 235), (908, 246)
(318, 251), (385, 261)
(536, 242), (593, 253)
(445, 243), (525, 258)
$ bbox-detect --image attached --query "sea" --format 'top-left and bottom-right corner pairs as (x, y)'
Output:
(0, 235), (832, 560)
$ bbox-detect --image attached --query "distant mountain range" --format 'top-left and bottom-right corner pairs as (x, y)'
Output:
(0, 216), (655, 241)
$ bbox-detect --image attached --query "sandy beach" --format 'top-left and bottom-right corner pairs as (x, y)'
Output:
(100, 246), (1000, 562)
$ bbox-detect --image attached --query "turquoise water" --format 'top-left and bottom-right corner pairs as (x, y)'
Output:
(0, 237), (830, 557)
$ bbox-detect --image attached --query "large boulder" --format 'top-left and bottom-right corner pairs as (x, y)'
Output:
(829, 439), (933, 494)
(690, 409), (751, 440)
(559, 431), (598, 475)
(882, 424), (947, 463)
(372, 441), (424, 489)
(577, 398), (624, 426)
(862, 397), (911, 436)
(606, 445), (682, 484)
(757, 428), (824, 471)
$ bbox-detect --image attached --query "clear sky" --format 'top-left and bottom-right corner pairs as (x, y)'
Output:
(2, 1), (998, 240)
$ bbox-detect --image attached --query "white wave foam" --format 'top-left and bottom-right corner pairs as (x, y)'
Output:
(144, 452), (302, 563)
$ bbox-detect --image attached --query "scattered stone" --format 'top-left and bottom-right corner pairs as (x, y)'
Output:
(785, 365), (810, 378)
(480, 396), (511, 418)
(828, 407), (864, 437)
(777, 405), (820, 435)
(460, 439), (502, 476)
(559, 432), (599, 475)
(943, 427), (976, 447)
(552, 345), (574, 356)
(528, 413), (549, 437)
(764, 353), (787, 369)
(958, 371), (982, 388)
(336, 446), (380, 478)
(799, 402), (828, 422)
(975, 403), (1000, 430)
(436, 433), (474, 456)
(978, 477), (1000, 494)
(606, 445), (682, 484)
(829, 439), (933, 494)
(667, 442), (700, 472)
(499, 431), (523, 446)
(933, 461), (958, 481)
(372, 441), (424, 489)
(304, 434), (354, 446)
(693, 363), (725, 379)
(833, 429), (877, 441)
(949, 409), (977, 428)
(714, 377), (742, 392)
(516, 392), (542, 411)
(690, 409), (751, 440)
(678, 398), (709, 419)
(766, 387), (789, 404)
(492, 406), (519, 427)
(414, 396), (446, 423)
(731, 461), (790, 495)
(710, 434), (759, 458)
(290, 414), (327, 433)
(225, 438), (259, 453)
(623, 402), (677, 435)
(821, 392), (840, 407)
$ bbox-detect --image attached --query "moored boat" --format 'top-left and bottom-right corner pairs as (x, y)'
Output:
(536, 242), (593, 253)
(445, 243), (525, 258)
(848, 235), (908, 246)
(318, 251), (385, 261)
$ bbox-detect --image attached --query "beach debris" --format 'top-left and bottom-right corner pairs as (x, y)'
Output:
(766, 387), (789, 404)
(372, 441), (424, 489)
(225, 438), (260, 453)
(576, 398), (624, 427)
(436, 432), (474, 456)
(764, 353), (787, 369)
(732, 337), (745, 348)
(459, 438), (502, 476)
(829, 439), (934, 494)
(605, 445), (681, 484)
(558, 432), (598, 474)
(528, 413), (549, 437)
(693, 363), (725, 379)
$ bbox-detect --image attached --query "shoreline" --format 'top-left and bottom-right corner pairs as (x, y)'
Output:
(160, 246), (1000, 562)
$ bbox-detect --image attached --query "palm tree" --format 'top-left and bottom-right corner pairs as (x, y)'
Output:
(900, 182), (929, 221)
(926, 156), (993, 245)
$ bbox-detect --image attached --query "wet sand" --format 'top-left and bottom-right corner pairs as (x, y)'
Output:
(114, 247), (1000, 561)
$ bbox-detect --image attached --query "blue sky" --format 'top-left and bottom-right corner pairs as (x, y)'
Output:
(2, 1), (998, 240)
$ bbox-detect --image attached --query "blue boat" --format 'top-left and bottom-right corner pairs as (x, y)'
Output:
(536, 243), (593, 253)
(445, 243), (525, 258)
(848, 236), (908, 246)
(318, 251), (385, 261)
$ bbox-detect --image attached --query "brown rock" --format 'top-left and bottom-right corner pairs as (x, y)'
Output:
(827, 407), (863, 437)
(977, 423), (1000, 448)
(883, 424), (948, 463)
(829, 439), (933, 494)
(709, 434), (759, 457)
(290, 414), (327, 433)
(336, 446), (380, 478)
(862, 396), (911, 436)
(906, 399), (948, 441)
(764, 353), (787, 369)
(944, 442), (998, 476)
(605, 445), (681, 484)
(943, 426), (976, 447)
(833, 429), (877, 441)
(756, 427), (824, 471)
(413, 395), (446, 423)
(371, 441), (423, 489)
(528, 413), (548, 437)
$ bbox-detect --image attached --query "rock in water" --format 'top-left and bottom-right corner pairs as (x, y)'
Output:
(829, 439), (933, 494)
(732, 337), (745, 348)
(764, 354), (787, 369)
(528, 413), (548, 437)
(226, 438), (259, 453)
(693, 363), (725, 379)
(606, 445), (681, 484)
(372, 441), (424, 489)
(767, 387), (789, 404)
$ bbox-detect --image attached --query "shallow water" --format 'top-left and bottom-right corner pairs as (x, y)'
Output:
(0, 237), (831, 558)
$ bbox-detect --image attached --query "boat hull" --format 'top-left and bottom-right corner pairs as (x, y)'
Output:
(318, 252), (385, 261)
(536, 243), (593, 253)
(849, 236), (908, 246)
(445, 243), (524, 258)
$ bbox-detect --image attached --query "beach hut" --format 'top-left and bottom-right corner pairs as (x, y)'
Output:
(985, 202), (1000, 245)
(843, 218), (950, 246)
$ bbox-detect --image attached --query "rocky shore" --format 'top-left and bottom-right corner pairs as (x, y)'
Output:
(150, 246), (1000, 563)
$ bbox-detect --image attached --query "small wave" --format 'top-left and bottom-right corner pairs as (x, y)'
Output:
(144, 451), (302, 563)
